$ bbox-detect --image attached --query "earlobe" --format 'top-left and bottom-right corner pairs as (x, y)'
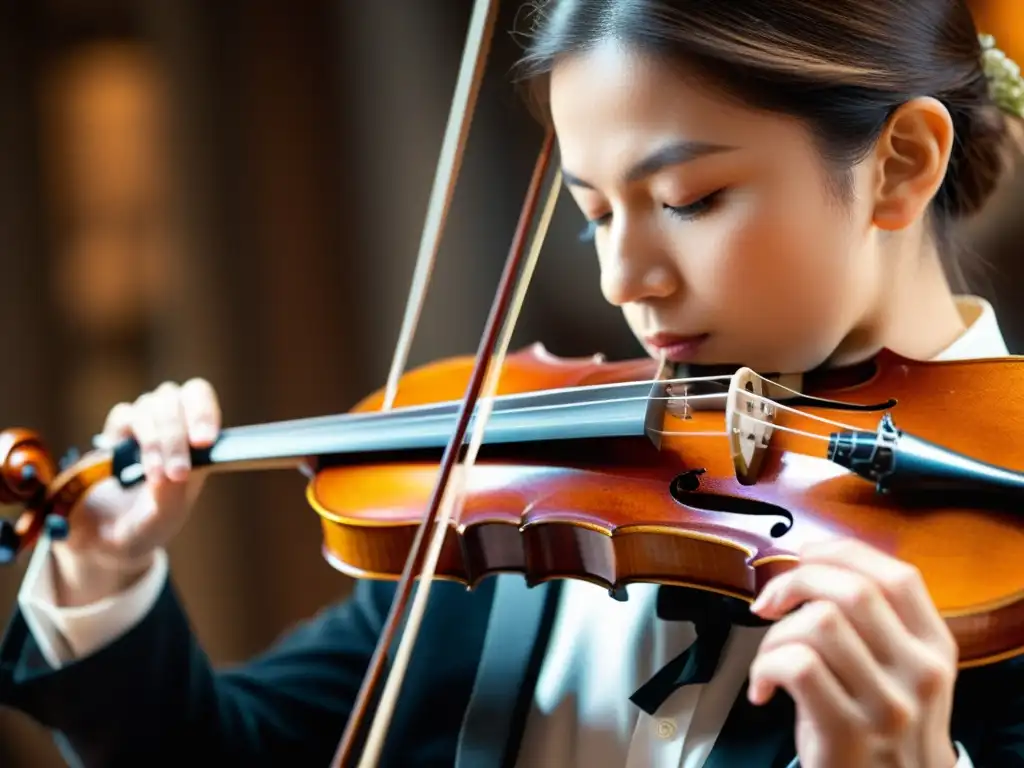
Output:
(871, 97), (955, 231)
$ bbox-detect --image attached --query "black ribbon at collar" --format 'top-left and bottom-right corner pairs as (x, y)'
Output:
(629, 586), (770, 716)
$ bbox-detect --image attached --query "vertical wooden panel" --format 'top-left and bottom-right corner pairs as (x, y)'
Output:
(0, 1), (66, 764)
(141, 0), (358, 659)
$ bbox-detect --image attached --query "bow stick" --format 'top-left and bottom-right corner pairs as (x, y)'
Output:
(328, 1), (564, 764)
(345, 133), (559, 768)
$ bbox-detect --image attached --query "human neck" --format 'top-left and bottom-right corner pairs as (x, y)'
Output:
(830, 233), (966, 367)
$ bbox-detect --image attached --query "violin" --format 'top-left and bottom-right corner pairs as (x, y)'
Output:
(2, 1), (1024, 766)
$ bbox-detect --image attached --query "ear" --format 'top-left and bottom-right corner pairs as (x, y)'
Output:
(870, 97), (955, 231)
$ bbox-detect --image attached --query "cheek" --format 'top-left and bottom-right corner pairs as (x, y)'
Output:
(693, 190), (868, 365)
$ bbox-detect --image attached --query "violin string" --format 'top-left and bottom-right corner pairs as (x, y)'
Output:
(88, 380), (853, 455)
(87, 373), (734, 448)
(208, 387), (858, 442)
(141, 386), (863, 471)
(179, 375), (854, 442)
(96, 363), (871, 452)
(456, 167), (563, 524)
(96, 372), (870, 461)
(722, 391), (863, 432)
(253, 373), (737, 429)
(85, 387), (728, 450)
(647, 430), (729, 437)
(651, 420), (833, 444)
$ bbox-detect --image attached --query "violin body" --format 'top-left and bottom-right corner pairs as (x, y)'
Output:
(5, 3), (1020, 761)
(2, 342), (1023, 672)
(308, 343), (1024, 669)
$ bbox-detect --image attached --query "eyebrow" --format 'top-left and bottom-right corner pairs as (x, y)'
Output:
(562, 140), (737, 189)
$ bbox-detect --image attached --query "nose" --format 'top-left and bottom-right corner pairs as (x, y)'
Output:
(599, 222), (680, 307)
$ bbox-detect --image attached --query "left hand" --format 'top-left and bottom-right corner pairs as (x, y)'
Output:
(748, 538), (960, 768)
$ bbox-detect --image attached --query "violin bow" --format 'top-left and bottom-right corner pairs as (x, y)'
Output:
(329, 1), (563, 765)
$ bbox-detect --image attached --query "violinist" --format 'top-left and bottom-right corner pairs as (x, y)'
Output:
(3, 0), (1024, 766)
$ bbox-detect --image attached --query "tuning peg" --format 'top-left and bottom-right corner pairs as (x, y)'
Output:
(45, 514), (69, 541)
(59, 447), (80, 471)
(0, 519), (19, 564)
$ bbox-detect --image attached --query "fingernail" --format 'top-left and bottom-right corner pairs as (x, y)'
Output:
(751, 580), (778, 613)
(748, 682), (762, 704)
(165, 458), (189, 481)
(750, 588), (771, 613)
(193, 423), (217, 442)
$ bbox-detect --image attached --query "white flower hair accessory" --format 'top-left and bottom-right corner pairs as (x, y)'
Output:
(979, 33), (1024, 118)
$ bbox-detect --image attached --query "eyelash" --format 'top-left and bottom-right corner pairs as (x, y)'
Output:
(578, 190), (724, 243)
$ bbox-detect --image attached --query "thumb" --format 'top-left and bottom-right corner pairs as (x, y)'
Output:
(106, 477), (188, 556)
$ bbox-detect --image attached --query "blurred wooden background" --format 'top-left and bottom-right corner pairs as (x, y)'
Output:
(0, 1), (1021, 764)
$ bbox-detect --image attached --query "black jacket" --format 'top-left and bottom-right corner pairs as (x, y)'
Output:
(1, 573), (1022, 766)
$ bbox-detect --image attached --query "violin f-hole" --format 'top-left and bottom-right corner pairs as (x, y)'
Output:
(667, 481), (795, 539)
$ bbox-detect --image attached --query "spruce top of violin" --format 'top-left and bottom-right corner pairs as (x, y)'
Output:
(3, 343), (1024, 668)
(304, 344), (1024, 667)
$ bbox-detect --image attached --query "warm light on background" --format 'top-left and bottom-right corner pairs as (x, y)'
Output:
(972, 0), (1024, 60)
(0, 2), (1022, 766)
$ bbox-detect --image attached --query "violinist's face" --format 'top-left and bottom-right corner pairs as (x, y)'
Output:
(549, 44), (895, 373)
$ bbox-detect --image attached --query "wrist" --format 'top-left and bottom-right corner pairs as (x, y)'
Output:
(49, 544), (156, 608)
(932, 738), (960, 768)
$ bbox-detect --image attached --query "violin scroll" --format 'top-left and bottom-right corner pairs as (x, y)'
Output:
(0, 428), (59, 563)
(0, 428), (119, 564)
(0, 428), (57, 504)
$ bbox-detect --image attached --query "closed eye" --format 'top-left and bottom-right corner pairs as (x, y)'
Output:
(578, 189), (725, 243)
(665, 189), (724, 221)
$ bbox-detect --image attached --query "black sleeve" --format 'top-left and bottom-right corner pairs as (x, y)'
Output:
(951, 655), (1024, 766)
(0, 575), (395, 767)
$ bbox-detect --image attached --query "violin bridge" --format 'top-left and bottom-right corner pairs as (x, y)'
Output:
(725, 367), (777, 485)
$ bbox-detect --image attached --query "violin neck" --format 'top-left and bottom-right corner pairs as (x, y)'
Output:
(109, 380), (671, 487)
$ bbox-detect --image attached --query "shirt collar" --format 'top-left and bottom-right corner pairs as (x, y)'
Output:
(930, 295), (1008, 361)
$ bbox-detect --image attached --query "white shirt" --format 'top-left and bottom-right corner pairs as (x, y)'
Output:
(20, 295), (1004, 766)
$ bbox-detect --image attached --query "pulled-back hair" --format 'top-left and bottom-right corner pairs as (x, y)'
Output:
(514, 0), (1021, 229)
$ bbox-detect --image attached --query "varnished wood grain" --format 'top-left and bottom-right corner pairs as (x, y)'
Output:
(311, 343), (1024, 668)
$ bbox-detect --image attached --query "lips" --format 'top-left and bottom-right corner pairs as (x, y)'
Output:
(643, 332), (710, 363)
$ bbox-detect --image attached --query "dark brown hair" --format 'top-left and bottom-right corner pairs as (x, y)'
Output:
(514, 0), (1021, 231)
